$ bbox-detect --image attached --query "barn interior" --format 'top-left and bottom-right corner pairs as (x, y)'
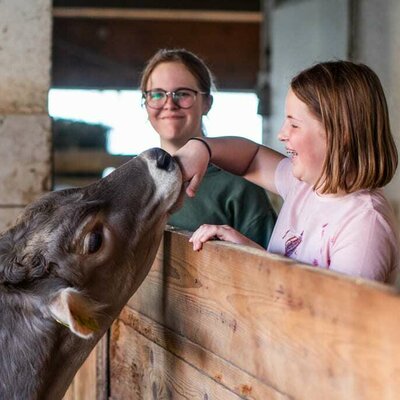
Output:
(1, 0), (399, 231)
(2, 1), (400, 398)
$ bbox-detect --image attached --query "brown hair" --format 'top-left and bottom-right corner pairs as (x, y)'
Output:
(291, 60), (398, 194)
(140, 48), (215, 95)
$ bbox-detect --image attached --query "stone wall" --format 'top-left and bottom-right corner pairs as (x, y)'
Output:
(0, 0), (52, 231)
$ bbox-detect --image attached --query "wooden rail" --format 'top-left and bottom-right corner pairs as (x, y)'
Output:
(53, 7), (262, 23)
(67, 229), (400, 399)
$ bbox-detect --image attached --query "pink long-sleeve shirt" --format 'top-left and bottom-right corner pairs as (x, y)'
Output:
(267, 158), (399, 283)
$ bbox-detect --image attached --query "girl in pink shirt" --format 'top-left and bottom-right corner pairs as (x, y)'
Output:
(174, 61), (399, 283)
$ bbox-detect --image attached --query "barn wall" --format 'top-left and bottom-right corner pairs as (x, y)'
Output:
(263, 0), (349, 151)
(0, 0), (52, 231)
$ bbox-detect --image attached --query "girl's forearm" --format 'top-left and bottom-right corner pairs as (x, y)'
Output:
(176, 135), (283, 195)
(201, 136), (260, 176)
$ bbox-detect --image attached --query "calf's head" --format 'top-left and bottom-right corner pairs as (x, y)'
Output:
(0, 147), (182, 338)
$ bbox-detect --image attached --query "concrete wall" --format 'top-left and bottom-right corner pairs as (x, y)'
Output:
(0, 0), (52, 231)
(354, 0), (400, 218)
(265, 0), (349, 151)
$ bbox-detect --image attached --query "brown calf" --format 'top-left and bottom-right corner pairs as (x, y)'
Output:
(0, 148), (182, 400)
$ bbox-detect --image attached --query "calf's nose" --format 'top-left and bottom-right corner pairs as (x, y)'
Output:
(150, 148), (173, 171)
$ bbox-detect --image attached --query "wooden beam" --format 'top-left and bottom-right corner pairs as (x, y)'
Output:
(53, 7), (262, 23)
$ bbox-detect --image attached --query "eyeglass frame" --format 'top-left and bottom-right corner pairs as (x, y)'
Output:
(142, 87), (209, 110)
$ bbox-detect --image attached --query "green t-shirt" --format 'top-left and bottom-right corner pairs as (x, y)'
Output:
(168, 164), (277, 248)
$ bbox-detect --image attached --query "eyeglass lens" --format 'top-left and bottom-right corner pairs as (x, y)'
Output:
(145, 89), (197, 109)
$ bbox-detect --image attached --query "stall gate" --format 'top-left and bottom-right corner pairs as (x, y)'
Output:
(65, 229), (400, 400)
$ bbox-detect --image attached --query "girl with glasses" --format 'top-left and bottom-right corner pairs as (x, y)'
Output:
(175, 60), (399, 283)
(140, 48), (277, 248)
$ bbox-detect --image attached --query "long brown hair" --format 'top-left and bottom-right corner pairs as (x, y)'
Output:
(291, 60), (398, 194)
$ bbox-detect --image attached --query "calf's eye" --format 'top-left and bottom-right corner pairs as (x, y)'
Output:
(84, 230), (103, 254)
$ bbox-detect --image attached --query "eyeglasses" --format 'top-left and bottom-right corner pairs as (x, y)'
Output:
(142, 88), (208, 110)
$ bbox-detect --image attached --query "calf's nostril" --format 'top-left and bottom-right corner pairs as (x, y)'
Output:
(156, 150), (172, 171)
(147, 147), (174, 171)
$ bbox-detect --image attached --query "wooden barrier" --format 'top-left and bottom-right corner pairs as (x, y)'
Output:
(63, 337), (108, 400)
(67, 229), (400, 399)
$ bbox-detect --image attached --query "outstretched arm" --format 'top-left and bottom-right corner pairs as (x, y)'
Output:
(174, 136), (284, 197)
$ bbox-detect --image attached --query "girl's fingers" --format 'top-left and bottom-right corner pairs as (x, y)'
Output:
(189, 225), (229, 251)
(185, 173), (203, 197)
(189, 224), (263, 251)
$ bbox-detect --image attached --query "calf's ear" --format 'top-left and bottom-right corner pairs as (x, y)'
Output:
(49, 288), (100, 339)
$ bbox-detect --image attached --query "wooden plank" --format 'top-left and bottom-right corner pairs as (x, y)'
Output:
(115, 306), (290, 399)
(63, 349), (97, 400)
(128, 229), (400, 400)
(53, 0), (260, 12)
(53, 7), (263, 23)
(63, 337), (108, 400)
(109, 316), (244, 400)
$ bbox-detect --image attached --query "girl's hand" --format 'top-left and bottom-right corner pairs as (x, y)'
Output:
(174, 140), (210, 197)
(189, 224), (265, 251)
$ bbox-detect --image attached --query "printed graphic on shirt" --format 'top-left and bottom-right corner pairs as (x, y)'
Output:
(282, 230), (303, 257)
(318, 223), (331, 268)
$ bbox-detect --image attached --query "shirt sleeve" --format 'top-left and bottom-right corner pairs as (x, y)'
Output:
(329, 210), (397, 282)
(274, 158), (294, 200)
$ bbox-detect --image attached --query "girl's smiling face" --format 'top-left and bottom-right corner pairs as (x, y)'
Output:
(145, 61), (211, 150)
(278, 88), (327, 188)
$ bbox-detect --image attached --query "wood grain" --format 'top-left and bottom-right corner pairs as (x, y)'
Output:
(112, 307), (289, 399)
(110, 316), (244, 400)
(63, 337), (108, 400)
(125, 229), (400, 400)
(53, 8), (262, 23)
